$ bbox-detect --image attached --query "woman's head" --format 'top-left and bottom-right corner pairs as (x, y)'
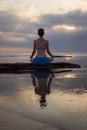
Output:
(38, 28), (44, 37)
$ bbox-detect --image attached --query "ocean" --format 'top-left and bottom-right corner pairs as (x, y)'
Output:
(0, 52), (87, 130)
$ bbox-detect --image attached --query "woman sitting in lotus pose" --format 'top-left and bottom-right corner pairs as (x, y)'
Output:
(30, 28), (54, 64)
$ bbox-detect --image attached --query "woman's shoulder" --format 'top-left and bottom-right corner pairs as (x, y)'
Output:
(34, 39), (38, 44)
(34, 38), (49, 44)
(44, 39), (49, 45)
(34, 38), (39, 43)
(42, 38), (49, 43)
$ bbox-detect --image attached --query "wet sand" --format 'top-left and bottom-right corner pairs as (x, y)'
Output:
(0, 110), (59, 130)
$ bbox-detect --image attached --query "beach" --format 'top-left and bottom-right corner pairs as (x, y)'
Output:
(0, 52), (87, 130)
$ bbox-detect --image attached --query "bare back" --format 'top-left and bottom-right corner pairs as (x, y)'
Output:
(30, 36), (54, 61)
(34, 38), (48, 57)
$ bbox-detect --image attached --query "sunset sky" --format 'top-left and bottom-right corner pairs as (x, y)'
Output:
(0, 0), (87, 53)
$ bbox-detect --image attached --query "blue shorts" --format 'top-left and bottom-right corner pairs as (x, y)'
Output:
(32, 57), (50, 64)
(34, 73), (49, 78)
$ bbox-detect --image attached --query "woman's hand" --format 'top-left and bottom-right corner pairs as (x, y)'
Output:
(30, 57), (33, 62)
(50, 56), (54, 62)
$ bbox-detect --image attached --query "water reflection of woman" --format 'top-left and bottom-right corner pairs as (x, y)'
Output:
(31, 72), (53, 109)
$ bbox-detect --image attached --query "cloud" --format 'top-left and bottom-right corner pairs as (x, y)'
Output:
(0, 11), (21, 32)
(38, 10), (87, 52)
(46, 29), (87, 52)
(0, 10), (37, 49)
(40, 10), (87, 28)
(0, 9), (87, 52)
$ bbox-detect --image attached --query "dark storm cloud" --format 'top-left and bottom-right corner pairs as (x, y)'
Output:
(0, 9), (87, 52)
(0, 11), (36, 33)
(39, 10), (87, 52)
(0, 11), (37, 48)
(46, 29), (87, 52)
(40, 10), (87, 27)
(0, 11), (20, 32)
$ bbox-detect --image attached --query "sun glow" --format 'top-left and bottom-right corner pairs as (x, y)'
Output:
(65, 56), (72, 61)
(53, 25), (77, 31)
(13, 3), (40, 22)
(63, 25), (77, 30)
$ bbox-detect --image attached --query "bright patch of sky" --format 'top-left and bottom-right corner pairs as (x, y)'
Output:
(0, 0), (87, 22)
(1, 0), (87, 14)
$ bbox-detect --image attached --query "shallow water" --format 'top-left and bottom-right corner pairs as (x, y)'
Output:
(0, 53), (87, 130)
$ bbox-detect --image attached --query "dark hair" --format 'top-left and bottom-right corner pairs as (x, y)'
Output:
(38, 28), (44, 37)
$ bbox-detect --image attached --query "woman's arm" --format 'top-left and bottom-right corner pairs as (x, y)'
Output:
(30, 41), (36, 59)
(46, 41), (54, 57)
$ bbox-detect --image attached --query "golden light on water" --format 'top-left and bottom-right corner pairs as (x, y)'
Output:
(49, 91), (87, 112)
(0, 47), (32, 53)
(18, 89), (37, 104)
(57, 73), (77, 79)
(65, 56), (72, 61)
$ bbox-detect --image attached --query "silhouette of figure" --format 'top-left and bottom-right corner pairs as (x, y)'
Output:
(31, 72), (54, 109)
(30, 28), (54, 64)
